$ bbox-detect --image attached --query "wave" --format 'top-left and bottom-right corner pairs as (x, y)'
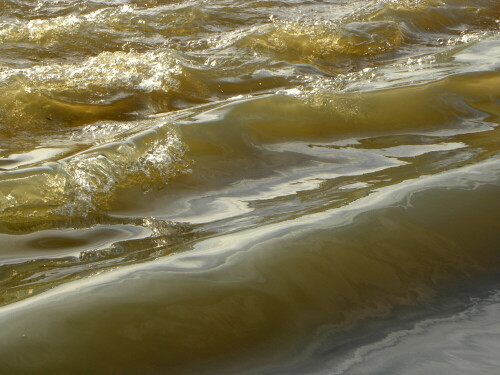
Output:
(180, 69), (500, 150)
(237, 20), (405, 62)
(0, 49), (212, 132)
(0, 124), (190, 225)
(2, 63), (499, 227)
(0, 0), (498, 135)
(1, 1), (500, 373)
(0, 156), (499, 374)
(1, 0), (498, 68)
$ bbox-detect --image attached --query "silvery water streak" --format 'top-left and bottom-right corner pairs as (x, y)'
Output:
(1, 0), (500, 374)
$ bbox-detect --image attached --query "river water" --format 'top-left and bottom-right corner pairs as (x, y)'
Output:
(1, 0), (500, 373)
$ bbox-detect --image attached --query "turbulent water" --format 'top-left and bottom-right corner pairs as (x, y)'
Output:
(1, 0), (500, 373)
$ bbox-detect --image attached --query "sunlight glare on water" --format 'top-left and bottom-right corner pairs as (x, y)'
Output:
(0, 0), (500, 374)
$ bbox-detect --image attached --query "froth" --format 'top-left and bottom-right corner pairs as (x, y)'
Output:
(16, 50), (181, 96)
(0, 127), (190, 222)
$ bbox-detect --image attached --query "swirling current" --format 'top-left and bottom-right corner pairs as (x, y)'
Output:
(1, 0), (500, 374)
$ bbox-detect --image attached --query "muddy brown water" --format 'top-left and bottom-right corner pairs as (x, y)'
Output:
(1, 0), (500, 374)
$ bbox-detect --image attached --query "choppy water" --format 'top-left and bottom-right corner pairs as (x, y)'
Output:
(1, 0), (500, 373)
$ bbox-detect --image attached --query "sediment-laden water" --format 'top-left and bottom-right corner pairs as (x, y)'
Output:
(1, 0), (500, 374)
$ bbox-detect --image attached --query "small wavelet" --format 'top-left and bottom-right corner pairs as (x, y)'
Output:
(1, 0), (500, 374)
(0, 125), (189, 225)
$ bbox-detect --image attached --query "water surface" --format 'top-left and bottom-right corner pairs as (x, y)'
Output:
(1, 0), (500, 373)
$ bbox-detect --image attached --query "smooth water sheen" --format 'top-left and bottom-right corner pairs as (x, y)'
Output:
(1, 0), (500, 374)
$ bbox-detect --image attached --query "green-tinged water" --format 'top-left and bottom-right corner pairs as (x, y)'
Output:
(1, 0), (500, 374)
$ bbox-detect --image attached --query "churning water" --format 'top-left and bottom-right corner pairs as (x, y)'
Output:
(1, 0), (500, 374)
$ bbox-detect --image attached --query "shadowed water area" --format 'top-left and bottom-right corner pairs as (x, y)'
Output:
(1, 0), (500, 373)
